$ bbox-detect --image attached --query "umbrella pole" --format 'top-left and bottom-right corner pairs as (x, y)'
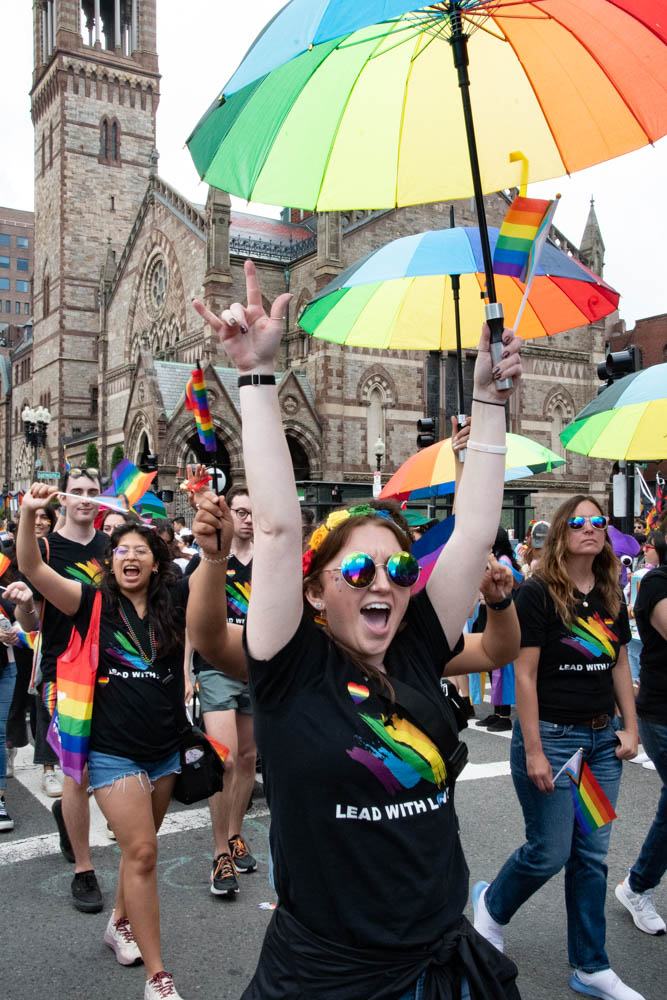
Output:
(450, 12), (512, 391)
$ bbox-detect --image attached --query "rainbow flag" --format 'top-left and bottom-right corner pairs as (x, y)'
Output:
(185, 367), (217, 452)
(102, 459), (157, 508)
(63, 448), (71, 472)
(0, 553), (11, 578)
(16, 628), (38, 650)
(134, 491), (167, 521)
(557, 749), (617, 836)
(205, 733), (229, 763)
(493, 196), (556, 281)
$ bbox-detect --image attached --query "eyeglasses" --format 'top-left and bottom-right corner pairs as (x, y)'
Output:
(231, 507), (252, 520)
(68, 467), (99, 478)
(327, 551), (420, 590)
(567, 515), (609, 531)
(113, 545), (152, 558)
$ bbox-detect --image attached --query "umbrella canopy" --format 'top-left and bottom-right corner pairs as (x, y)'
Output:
(187, 1), (667, 210)
(380, 433), (565, 500)
(299, 227), (620, 350)
(560, 364), (667, 460)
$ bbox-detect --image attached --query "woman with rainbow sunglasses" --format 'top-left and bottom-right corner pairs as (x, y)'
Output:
(191, 260), (523, 1000)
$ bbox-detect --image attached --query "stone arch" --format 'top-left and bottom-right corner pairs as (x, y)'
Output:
(295, 287), (313, 321)
(165, 414), (242, 473)
(126, 412), (154, 465)
(544, 389), (575, 460)
(358, 366), (397, 466)
(125, 231), (188, 364)
(283, 421), (320, 478)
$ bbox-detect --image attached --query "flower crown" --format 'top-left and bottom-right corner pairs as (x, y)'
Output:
(302, 504), (393, 576)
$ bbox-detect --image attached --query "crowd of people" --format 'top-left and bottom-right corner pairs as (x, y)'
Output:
(0, 261), (664, 1000)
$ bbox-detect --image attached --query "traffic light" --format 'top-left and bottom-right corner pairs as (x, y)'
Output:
(597, 346), (639, 391)
(417, 418), (436, 449)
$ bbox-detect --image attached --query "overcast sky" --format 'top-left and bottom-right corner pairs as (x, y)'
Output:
(2, 0), (665, 328)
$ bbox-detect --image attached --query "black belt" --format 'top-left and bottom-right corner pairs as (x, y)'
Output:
(541, 714), (611, 730)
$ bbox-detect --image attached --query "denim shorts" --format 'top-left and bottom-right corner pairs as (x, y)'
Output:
(87, 749), (181, 790)
(198, 668), (252, 714)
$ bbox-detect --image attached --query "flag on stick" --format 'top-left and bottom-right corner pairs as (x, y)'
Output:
(554, 748), (617, 836)
(185, 366), (217, 452)
(102, 459), (157, 508)
(493, 194), (560, 331)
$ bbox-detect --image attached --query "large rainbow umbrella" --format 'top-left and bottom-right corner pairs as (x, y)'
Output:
(560, 364), (667, 460)
(298, 226), (619, 350)
(380, 432), (565, 500)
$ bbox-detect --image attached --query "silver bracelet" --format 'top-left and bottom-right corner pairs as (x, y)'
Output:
(466, 440), (508, 455)
(199, 552), (230, 566)
(26, 605), (39, 617)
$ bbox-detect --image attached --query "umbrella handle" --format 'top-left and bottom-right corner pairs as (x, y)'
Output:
(457, 413), (467, 464)
(486, 303), (513, 392)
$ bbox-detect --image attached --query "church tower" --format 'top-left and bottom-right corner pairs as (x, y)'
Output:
(30, 1), (159, 464)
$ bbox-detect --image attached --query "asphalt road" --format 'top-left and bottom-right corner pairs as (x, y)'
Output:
(1, 718), (663, 1000)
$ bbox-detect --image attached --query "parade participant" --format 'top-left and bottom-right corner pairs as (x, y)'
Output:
(190, 260), (523, 1000)
(0, 593), (21, 832)
(186, 483), (258, 896)
(473, 497), (644, 1000)
(16, 482), (241, 1000)
(615, 532), (667, 936)
(17, 467), (108, 911)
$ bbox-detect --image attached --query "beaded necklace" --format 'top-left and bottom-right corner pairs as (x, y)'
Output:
(118, 598), (157, 666)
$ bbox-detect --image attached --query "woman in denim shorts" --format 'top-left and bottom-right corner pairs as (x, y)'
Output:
(17, 486), (240, 1000)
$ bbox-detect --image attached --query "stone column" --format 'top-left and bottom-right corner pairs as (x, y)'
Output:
(94, 0), (101, 46)
(131, 0), (138, 53)
(42, 4), (48, 62)
(114, 0), (121, 50)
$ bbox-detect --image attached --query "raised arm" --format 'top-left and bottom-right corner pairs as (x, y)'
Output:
(16, 484), (82, 617)
(426, 324), (521, 648)
(195, 269), (302, 660)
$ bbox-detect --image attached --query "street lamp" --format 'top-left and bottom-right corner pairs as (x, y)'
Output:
(22, 404), (51, 478)
(373, 436), (385, 499)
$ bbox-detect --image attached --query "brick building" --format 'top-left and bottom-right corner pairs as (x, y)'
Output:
(0, 207), (34, 320)
(1, 0), (617, 530)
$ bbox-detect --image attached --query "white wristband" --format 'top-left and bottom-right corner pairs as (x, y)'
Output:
(466, 440), (508, 455)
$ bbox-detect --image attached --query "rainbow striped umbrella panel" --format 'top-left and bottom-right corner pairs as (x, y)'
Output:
(299, 227), (619, 350)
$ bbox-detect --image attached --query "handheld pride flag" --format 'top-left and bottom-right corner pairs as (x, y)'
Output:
(494, 194), (560, 332)
(555, 748), (617, 836)
(185, 366), (217, 453)
(102, 459), (157, 508)
(0, 553), (11, 578)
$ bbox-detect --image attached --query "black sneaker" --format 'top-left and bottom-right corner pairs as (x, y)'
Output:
(0, 794), (14, 832)
(228, 833), (257, 873)
(52, 799), (75, 863)
(210, 853), (239, 896)
(71, 870), (103, 913)
(478, 713), (499, 727)
(487, 717), (512, 732)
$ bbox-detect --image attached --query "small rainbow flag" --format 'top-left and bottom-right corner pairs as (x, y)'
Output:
(63, 448), (71, 472)
(16, 628), (38, 650)
(134, 491), (167, 521)
(0, 553), (11, 578)
(493, 196), (556, 282)
(185, 366), (217, 453)
(205, 733), (229, 763)
(556, 748), (617, 836)
(102, 459), (157, 508)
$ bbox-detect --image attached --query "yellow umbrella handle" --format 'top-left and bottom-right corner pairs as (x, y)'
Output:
(509, 151), (530, 198)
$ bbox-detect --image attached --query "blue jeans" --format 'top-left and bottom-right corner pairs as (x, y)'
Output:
(627, 637), (642, 683)
(629, 718), (667, 893)
(87, 749), (181, 790)
(399, 973), (470, 999)
(485, 719), (621, 973)
(0, 663), (17, 786)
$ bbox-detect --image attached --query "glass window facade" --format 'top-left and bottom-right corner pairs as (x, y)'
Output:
(17, 236), (29, 248)
(0, 234), (9, 246)
(0, 278), (8, 291)
(0, 257), (9, 268)
(16, 258), (29, 271)
(16, 280), (29, 292)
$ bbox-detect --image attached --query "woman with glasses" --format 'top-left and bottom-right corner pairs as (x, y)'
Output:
(16, 484), (241, 1000)
(191, 260), (524, 1000)
(474, 497), (643, 1000)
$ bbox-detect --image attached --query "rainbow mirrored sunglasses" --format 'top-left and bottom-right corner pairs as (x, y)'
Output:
(567, 515), (609, 531)
(325, 551), (420, 590)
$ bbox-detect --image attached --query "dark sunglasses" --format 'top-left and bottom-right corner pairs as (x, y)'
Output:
(328, 551), (420, 590)
(68, 467), (100, 478)
(567, 515), (609, 531)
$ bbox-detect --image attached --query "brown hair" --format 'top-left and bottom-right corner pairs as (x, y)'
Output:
(533, 495), (620, 624)
(304, 511), (413, 696)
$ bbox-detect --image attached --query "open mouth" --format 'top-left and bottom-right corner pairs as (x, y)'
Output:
(121, 566), (141, 581)
(360, 603), (391, 634)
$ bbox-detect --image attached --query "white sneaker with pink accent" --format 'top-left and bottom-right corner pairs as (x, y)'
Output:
(144, 971), (184, 999)
(104, 911), (142, 966)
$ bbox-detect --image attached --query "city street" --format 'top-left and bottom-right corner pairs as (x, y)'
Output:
(1, 716), (663, 1000)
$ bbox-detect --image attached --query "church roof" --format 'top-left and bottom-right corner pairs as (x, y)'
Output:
(229, 212), (313, 245)
(154, 361), (315, 419)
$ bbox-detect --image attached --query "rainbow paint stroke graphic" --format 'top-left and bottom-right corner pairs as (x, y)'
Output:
(347, 712), (446, 796)
(66, 559), (104, 587)
(347, 682), (369, 705)
(562, 613), (618, 660)
(227, 580), (251, 618)
(570, 760), (617, 836)
(106, 631), (150, 671)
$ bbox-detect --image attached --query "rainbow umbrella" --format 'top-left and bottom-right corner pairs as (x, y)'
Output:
(299, 227), (619, 350)
(380, 433), (565, 500)
(560, 364), (667, 461)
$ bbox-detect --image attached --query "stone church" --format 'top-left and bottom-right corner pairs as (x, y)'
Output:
(12, 0), (614, 529)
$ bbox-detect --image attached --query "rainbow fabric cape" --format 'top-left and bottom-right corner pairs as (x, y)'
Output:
(102, 459), (157, 508)
(0, 553), (11, 578)
(46, 591), (102, 784)
(557, 748), (617, 836)
(185, 367), (216, 452)
(493, 196), (556, 282)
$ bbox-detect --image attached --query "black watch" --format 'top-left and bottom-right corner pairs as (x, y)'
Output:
(487, 594), (513, 611)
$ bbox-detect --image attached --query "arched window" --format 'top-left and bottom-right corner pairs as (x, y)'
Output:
(100, 118), (108, 159)
(287, 435), (310, 481)
(366, 386), (385, 466)
(41, 132), (46, 173)
(550, 402), (567, 459)
(111, 121), (119, 161)
(43, 274), (50, 317)
(49, 122), (53, 167)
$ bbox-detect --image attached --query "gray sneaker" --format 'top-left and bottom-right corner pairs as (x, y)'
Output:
(615, 875), (666, 935)
(0, 794), (14, 832)
(5, 746), (16, 779)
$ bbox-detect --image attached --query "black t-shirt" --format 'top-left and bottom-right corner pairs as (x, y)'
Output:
(246, 590), (466, 950)
(515, 576), (630, 724)
(635, 567), (667, 724)
(192, 554), (252, 676)
(32, 531), (109, 685)
(73, 579), (189, 761)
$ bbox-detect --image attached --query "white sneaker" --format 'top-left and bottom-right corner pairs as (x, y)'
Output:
(641, 760), (656, 770)
(630, 751), (649, 764)
(615, 876), (666, 935)
(472, 881), (504, 953)
(144, 971), (183, 999)
(0, 794), (14, 832)
(6, 747), (16, 778)
(42, 770), (63, 797)
(570, 968), (645, 999)
(104, 911), (143, 965)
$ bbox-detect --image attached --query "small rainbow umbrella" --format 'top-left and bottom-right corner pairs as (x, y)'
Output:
(299, 227), (619, 350)
(380, 433), (565, 500)
(560, 364), (667, 461)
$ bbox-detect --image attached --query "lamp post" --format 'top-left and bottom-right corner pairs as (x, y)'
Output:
(22, 405), (51, 480)
(373, 436), (385, 499)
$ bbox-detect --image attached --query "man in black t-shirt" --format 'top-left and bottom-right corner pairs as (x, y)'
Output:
(23, 468), (108, 914)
